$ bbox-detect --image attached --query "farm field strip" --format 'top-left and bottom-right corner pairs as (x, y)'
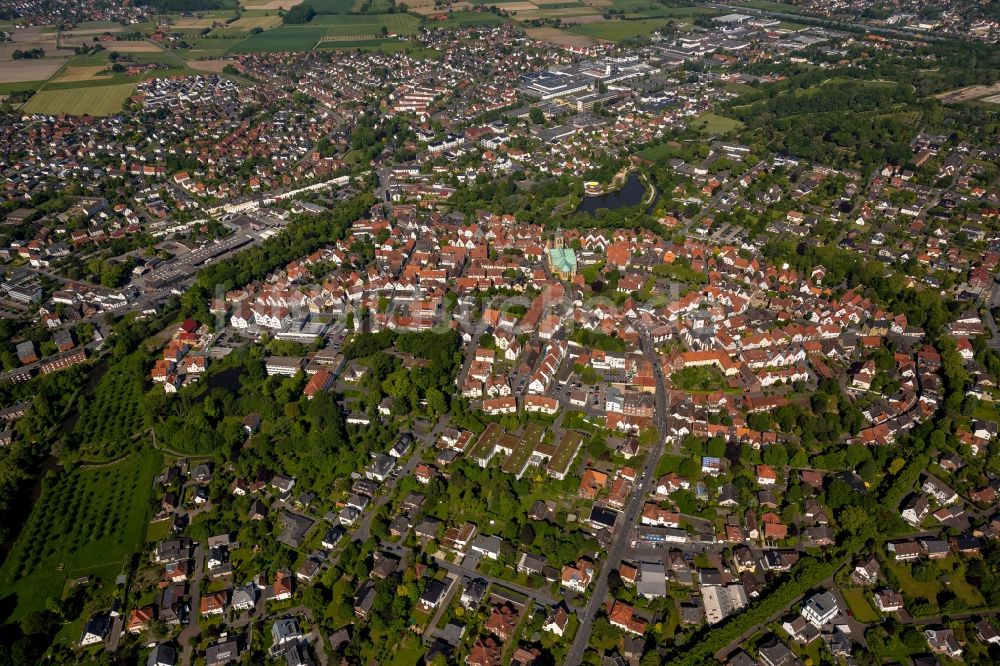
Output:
(21, 82), (137, 116)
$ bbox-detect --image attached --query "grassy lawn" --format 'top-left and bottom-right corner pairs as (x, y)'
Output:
(21, 82), (136, 116)
(0, 448), (162, 620)
(692, 112), (744, 135)
(945, 565), (987, 608)
(637, 142), (676, 162)
(670, 365), (726, 391)
(389, 636), (426, 666)
(146, 519), (172, 542)
(561, 410), (605, 434)
(841, 588), (880, 623)
(655, 454), (683, 477)
(887, 560), (940, 605)
(971, 401), (1000, 422)
(884, 559), (985, 614)
(867, 630), (913, 664)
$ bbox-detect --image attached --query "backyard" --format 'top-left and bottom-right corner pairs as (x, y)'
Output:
(670, 365), (727, 392)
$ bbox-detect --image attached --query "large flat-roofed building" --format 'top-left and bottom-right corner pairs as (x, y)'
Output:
(712, 13), (751, 24)
(265, 356), (305, 376)
(521, 71), (594, 100)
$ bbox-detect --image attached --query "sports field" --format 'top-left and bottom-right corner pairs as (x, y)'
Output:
(0, 448), (161, 620)
(22, 82), (136, 115)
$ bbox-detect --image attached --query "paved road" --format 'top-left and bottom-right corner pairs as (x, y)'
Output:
(712, 571), (840, 661)
(435, 559), (564, 607)
(104, 615), (123, 653)
(564, 333), (668, 666)
(984, 281), (1000, 350)
(422, 573), (461, 645)
(178, 543), (205, 666)
(351, 415), (449, 544)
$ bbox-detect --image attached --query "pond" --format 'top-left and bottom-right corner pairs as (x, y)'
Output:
(207, 366), (243, 394)
(577, 172), (648, 215)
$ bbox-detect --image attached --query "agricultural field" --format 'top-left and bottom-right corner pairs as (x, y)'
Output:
(21, 82), (137, 116)
(0, 57), (65, 84)
(0, 81), (44, 96)
(366, 0), (396, 12)
(525, 26), (597, 47)
(227, 24), (328, 52)
(0, 448), (161, 621)
(935, 82), (1000, 105)
(428, 11), (511, 28)
(741, 0), (806, 14)
(316, 38), (413, 52)
(309, 0), (358, 11)
(244, 0), (304, 8)
(480, 1), (539, 10)
(187, 58), (233, 72)
(171, 17), (223, 30)
(517, 7), (604, 21)
(404, 0), (440, 12)
(230, 15), (283, 30)
(102, 40), (165, 53)
(309, 0), (357, 9)
(185, 36), (249, 56)
(52, 65), (114, 83)
(72, 352), (149, 459)
(613, 1), (720, 20)
(311, 13), (421, 36)
(566, 17), (665, 41)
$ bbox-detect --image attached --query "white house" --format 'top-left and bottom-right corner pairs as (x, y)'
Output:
(801, 591), (839, 628)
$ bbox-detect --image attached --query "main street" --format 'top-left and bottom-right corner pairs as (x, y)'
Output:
(565, 332), (669, 665)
